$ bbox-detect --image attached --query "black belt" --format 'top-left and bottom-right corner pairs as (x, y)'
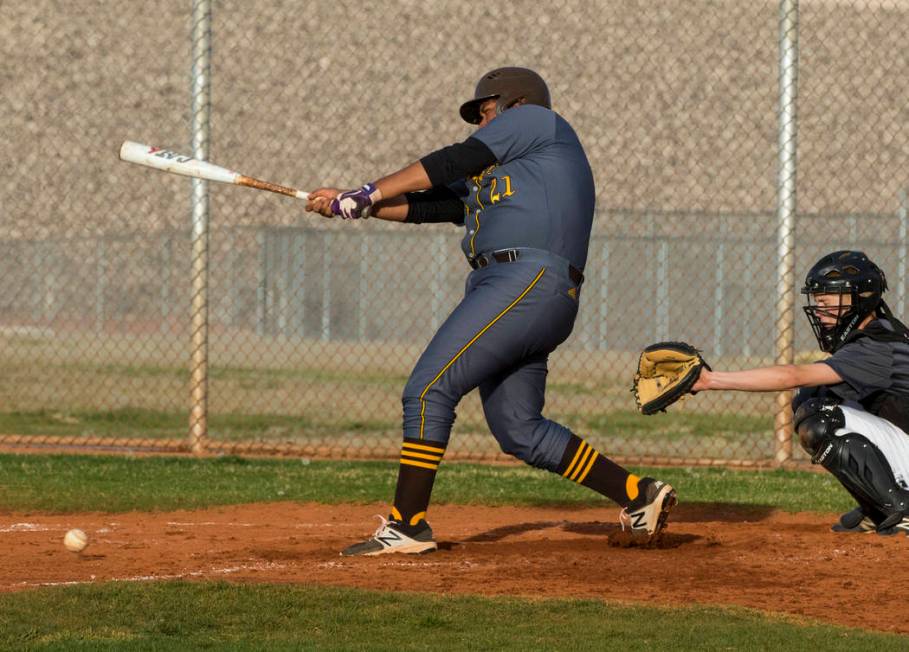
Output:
(469, 249), (584, 286)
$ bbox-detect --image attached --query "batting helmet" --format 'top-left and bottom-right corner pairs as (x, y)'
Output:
(459, 67), (551, 124)
(801, 250), (888, 352)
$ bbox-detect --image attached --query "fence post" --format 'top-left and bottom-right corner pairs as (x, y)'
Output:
(773, 0), (799, 465)
(188, 0), (212, 455)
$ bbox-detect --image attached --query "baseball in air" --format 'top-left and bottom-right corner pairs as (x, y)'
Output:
(63, 528), (89, 552)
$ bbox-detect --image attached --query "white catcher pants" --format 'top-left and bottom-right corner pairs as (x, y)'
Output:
(838, 405), (909, 490)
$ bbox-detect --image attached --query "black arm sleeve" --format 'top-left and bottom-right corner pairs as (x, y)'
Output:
(404, 186), (465, 225)
(420, 137), (497, 187)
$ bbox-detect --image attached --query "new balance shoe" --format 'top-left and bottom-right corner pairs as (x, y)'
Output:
(341, 515), (437, 557)
(619, 478), (677, 543)
(831, 506), (876, 533)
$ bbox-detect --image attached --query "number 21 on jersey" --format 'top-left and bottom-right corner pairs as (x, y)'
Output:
(489, 175), (515, 204)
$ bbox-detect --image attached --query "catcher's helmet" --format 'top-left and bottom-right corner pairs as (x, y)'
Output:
(459, 67), (551, 124)
(801, 250), (888, 352)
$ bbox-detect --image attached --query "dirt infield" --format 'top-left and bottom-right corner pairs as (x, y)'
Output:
(2, 502), (907, 634)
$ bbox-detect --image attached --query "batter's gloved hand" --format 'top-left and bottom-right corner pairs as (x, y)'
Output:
(331, 183), (382, 219)
(632, 341), (711, 415)
(306, 188), (340, 218)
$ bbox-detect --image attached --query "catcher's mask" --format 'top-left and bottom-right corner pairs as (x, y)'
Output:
(801, 250), (888, 352)
(459, 67), (551, 125)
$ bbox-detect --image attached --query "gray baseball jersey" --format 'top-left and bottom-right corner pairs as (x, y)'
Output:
(456, 104), (595, 270)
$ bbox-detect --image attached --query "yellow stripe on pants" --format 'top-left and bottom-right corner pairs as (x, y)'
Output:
(418, 267), (547, 439)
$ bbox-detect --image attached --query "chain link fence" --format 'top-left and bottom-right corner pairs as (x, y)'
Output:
(1, 0), (907, 465)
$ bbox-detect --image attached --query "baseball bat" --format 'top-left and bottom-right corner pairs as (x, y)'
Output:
(118, 141), (309, 200)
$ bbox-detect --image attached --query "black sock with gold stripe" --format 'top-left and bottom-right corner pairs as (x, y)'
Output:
(556, 434), (640, 507)
(390, 438), (446, 527)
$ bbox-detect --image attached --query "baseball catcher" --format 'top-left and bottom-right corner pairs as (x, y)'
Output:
(685, 251), (909, 536)
(633, 342), (710, 415)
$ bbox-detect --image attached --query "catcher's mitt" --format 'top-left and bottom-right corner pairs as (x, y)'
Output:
(632, 341), (710, 415)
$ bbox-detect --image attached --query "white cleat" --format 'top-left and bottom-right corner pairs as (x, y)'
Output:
(341, 515), (438, 557)
(619, 479), (677, 544)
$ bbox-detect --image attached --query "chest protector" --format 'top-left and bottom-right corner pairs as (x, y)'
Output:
(839, 313), (909, 433)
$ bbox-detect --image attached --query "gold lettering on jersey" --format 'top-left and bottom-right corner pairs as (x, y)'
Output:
(468, 166), (517, 209)
(488, 175), (514, 205)
(502, 175), (515, 197)
(470, 164), (498, 186)
(489, 177), (500, 204)
(472, 165), (497, 210)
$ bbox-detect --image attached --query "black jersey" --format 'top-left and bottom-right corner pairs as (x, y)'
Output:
(822, 317), (909, 431)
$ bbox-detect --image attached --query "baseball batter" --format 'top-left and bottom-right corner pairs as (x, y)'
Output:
(307, 67), (677, 555)
(692, 251), (909, 535)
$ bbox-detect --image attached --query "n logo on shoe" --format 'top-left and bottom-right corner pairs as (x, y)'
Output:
(628, 510), (647, 529)
(377, 529), (403, 547)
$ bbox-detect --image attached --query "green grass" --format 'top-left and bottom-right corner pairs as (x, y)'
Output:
(0, 453), (852, 514)
(0, 408), (398, 439)
(581, 410), (772, 439)
(210, 364), (408, 387)
(47, 361), (409, 388)
(0, 582), (903, 651)
(0, 407), (771, 442)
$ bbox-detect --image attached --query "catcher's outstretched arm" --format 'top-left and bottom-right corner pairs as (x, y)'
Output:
(693, 363), (841, 393)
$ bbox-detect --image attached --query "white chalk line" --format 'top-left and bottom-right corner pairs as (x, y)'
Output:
(8, 560), (288, 589)
(317, 559), (478, 569)
(379, 560), (478, 569)
(1, 523), (121, 534)
(0, 523), (53, 533)
(167, 521), (259, 527)
(166, 521), (337, 529)
(3, 522), (339, 533)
